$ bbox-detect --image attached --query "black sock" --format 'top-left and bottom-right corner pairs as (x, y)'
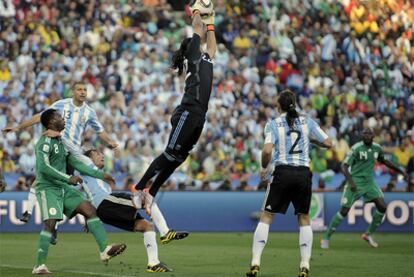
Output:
(149, 160), (182, 196)
(135, 154), (171, 190)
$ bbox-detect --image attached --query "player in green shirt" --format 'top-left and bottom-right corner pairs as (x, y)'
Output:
(32, 109), (126, 275)
(321, 128), (408, 249)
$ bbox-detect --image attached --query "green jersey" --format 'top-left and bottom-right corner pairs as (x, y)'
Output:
(35, 136), (104, 189)
(343, 141), (385, 183)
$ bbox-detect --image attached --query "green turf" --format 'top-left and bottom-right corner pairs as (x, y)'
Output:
(0, 232), (413, 277)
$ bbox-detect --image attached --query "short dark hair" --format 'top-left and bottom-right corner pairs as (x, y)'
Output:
(40, 109), (58, 128)
(84, 149), (97, 158)
(71, 81), (86, 90)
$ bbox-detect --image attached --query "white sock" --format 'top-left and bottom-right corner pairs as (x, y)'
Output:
(150, 203), (169, 237)
(251, 222), (269, 266)
(27, 187), (37, 215)
(143, 231), (160, 266)
(299, 225), (313, 269)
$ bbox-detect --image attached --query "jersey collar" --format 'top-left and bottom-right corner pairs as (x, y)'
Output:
(71, 99), (85, 108)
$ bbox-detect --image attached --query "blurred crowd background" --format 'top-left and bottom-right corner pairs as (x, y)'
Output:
(0, 0), (413, 193)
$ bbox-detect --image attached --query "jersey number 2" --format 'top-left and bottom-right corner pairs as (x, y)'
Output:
(288, 130), (303, 154)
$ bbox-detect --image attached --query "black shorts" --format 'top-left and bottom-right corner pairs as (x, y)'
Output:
(96, 192), (144, 232)
(165, 106), (205, 162)
(262, 165), (312, 215)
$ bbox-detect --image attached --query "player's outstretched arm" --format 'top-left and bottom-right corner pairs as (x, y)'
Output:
(310, 138), (333, 149)
(382, 160), (409, 181)
(98, 131), (119, 149)
(67, 154), (116, 186)
(2, 113), (41, 133)
(203, 12), (216, 59)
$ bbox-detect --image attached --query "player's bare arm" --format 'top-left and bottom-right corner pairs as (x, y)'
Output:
(342, 163), (357, 192)
(204, 12), (216, 58)
(310, 138), (333, 149)
(381, 160), (409, 181)
(98, 131), (119, 149)
(260, 143), (273, 183)
(2, 113), (41, 133)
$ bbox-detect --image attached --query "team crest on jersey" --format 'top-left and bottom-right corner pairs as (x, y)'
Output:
(80, 116), (87, 125)
(43, 144), (50, 153)
(374, 152), (378, 159)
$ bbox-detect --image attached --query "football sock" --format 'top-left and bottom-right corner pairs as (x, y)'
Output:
(87, 217), (108, 252)
(323, 212), (344, 240)
(299, 225), (313, 269)
(366, 210), (384, 235)
(135, 154), (171, 190)
(143, 231), (160, 265)
(36, 231), (52, 266)
(150, 203), (169, 236)
(27, 187), (37, 215)
(251, 222), (269, 266)
(149, 161), (181, 196)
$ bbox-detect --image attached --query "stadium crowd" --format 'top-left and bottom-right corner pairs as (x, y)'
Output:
(0, 0), (413, 192)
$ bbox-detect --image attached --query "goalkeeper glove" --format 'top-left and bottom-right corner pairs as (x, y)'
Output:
(202, 10), (215, 26)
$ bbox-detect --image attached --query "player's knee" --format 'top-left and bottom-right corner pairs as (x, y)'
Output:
(43, 220), (57, 232)
(339, 208), (349, 217)
(378, 205), (386, 214)
(134, 220), (154, 232)
(78, 202), (97, 218)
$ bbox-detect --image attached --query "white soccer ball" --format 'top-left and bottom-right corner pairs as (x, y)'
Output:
(189, 0), (214, 15)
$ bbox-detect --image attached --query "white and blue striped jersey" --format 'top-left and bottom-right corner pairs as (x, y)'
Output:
(49, 98), (104, 148)
(264, 114), (328, 168)
(79, 157), (112, 208)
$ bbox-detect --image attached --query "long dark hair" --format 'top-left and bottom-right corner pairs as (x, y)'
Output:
(171, 38), (191, 76)
(278, 90), (299, 128)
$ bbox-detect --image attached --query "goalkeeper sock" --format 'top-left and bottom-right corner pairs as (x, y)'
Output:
(143, 231), (160, 265)
(251, 222), (269, 266)
(366, 210), (385, 235)
(36, 231), (52, 266)
(87, 217), (108, 252)
(324, 212), (344, 240)
(150, 203), (169, 237)
(27, 187), (37, 215)
(299, 225), (313, 270)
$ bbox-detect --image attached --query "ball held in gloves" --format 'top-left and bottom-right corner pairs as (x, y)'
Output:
(189, 0), (214, 15)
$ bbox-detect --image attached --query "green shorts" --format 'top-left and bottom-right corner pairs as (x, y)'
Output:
(340, 180), (384, 209)
(36, 184), (86, 221)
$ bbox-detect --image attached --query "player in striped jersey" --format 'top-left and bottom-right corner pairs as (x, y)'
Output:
(246, 90), (332, 277)
(2, 82), (118, 235)
(79, 149), (189, 272)
(321, 128), (408, 249)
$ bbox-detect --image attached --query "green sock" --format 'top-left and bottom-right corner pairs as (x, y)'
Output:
(366, 210), (384, 235)
(324, 212), (344, 240)
(36, 231), (52, 266)
(87, 217), (108, 252)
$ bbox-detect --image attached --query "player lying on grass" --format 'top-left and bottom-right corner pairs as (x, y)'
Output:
(321, 127), (409, 249)
(32, 109), (126, 275)
(77, 149), (189, 272)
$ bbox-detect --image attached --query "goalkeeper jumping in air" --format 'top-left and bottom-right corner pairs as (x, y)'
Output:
(133, 0), (216, 215)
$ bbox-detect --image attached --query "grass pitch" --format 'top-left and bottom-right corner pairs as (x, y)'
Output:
(0, 232), (413, 277)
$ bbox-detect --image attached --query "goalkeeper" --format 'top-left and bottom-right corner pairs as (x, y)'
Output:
(134, 0), (217, 215)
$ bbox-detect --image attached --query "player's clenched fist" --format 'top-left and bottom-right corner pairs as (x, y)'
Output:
(189, 0), (214, 16)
